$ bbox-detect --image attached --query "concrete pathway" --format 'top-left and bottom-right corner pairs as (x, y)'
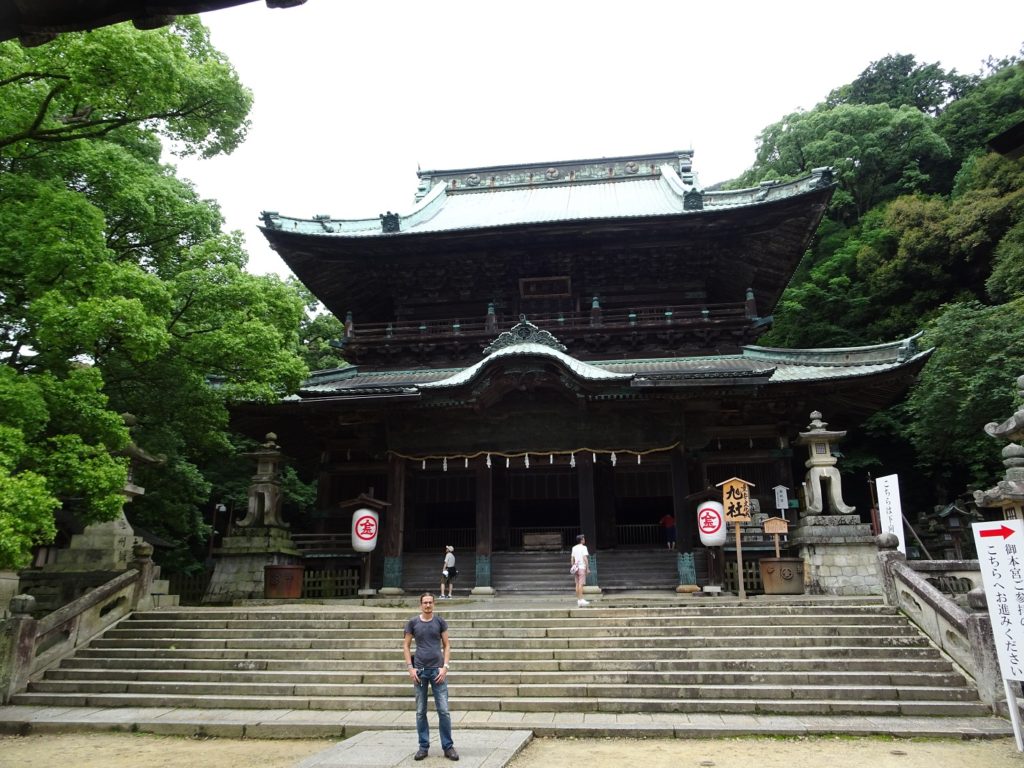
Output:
(294, 729), (532, 768)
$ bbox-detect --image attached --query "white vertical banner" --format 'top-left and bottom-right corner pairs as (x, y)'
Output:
(876, 474), (906, 554)
(971, 519), (1024, 752)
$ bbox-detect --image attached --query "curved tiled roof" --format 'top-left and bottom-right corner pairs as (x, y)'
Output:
(261, 164), (834, 239)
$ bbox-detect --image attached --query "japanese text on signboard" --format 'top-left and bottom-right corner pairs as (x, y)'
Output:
(972, 520), (1024, 682)
(720, 478), (752, 523)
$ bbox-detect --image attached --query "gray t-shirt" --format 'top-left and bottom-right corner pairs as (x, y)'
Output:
(404, 615), (449, 668)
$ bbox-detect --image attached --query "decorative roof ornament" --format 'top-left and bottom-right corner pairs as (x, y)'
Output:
(483, 316), (567, 355)
(379, 211), (400, 233)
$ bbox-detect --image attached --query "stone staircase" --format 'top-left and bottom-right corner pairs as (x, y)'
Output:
(400, 549), (690, 594)
(11, 597), (990, 717)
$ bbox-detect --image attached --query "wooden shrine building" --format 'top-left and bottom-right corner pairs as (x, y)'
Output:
(242, 149), (930, 592)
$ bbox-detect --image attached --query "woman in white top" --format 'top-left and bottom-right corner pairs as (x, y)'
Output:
(440, 545), (456, 599)
(570, 534), (590, 607)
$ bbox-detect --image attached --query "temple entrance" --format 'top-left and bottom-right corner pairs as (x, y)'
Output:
(506, 467), (579, 550)
(613, 463), (673, 548)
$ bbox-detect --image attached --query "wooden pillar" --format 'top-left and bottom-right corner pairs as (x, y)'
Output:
(383, 454), (405, 557)
(473, 465), (494, 593)
(595, 457), (616, 548)
(381, 454), (406, 593)
(492, 464), (509, 551)
(671, 447), (693, 550)
(577, 456), (597, 541)
(475, 466), (493, 556)
(577, 456), (601, 592)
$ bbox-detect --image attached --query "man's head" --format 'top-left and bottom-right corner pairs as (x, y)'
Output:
(420, 592), (435, 616)
(576, 534), (586, 544)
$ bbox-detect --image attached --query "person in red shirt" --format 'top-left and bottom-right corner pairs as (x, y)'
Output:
(659, 512), (677, 550)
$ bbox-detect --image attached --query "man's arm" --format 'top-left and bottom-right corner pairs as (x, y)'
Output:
(437, 630), (451, 682)
(403, 632), (419, 681)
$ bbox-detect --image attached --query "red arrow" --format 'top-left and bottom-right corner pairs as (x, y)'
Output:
(980, 525), (1017, 540)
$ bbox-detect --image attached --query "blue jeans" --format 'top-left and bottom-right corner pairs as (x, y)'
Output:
(414, 667), (453, 750)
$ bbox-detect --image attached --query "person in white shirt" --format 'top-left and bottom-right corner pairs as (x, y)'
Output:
(440, 545), (456, 599)
(570, 534), (590, 607)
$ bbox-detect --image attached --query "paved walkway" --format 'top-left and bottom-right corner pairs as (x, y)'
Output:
(295, 729), (532, 768)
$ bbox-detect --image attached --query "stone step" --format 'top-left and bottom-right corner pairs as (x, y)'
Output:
(41, 668), (969, 691)
(98, 622), (918, 640)
(9, 691), (991, 717)
(114, 613), (907, 630)
(21, 598), (981, 719)
(72, 644), (942, 661)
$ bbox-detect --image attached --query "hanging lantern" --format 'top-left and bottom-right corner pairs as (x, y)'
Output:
(464, 457), (468, 468)
(422, 459), (426, 469)
(486, 453), (491, 468)
(611, 452), (617, 467)
(549, 454), (554, 464)
(443, 457), (448, 472)
(637, 454), (642, 465)
(506, 457), (510, 468)
(592, 452), (596, 463)
(525, 454), (530, 468)
(570, 453), (576, 468)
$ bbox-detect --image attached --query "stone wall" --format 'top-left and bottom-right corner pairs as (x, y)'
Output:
(792, 514), (882, 595)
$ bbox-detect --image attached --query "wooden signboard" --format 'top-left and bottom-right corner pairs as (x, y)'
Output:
(762, 517), (789, 535)
(715, 476), (756, 599)
(719, 477), (753, 523)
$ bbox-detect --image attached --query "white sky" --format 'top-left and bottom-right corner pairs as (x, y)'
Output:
(175, 0), (1024, 277)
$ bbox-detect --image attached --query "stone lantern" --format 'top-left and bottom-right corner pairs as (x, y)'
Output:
(796, 411), (855, 515)
(974, 374), (1024, 521)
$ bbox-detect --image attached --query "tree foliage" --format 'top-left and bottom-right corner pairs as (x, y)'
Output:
(736, 102), (950, 223)
(749, 50), (1024, 515)
(0, 20), (309, 569)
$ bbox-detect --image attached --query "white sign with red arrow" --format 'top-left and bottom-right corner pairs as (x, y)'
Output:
(972, 518), (1024, 752)
(972, 519), (1024, 682)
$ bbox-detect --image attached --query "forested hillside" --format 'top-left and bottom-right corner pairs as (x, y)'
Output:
(734, 51), (1024, 511)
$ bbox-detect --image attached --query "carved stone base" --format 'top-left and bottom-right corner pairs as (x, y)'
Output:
(203, 527), (301, 604)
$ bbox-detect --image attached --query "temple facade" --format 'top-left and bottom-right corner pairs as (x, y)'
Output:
(242, 149), (930, 593)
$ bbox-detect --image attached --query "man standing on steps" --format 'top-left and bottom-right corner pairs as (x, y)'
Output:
(403, 593), (459, 761)
(570, 533), (591, 607)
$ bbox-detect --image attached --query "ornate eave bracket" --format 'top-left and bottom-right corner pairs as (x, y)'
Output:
(483, 317), (567, 355)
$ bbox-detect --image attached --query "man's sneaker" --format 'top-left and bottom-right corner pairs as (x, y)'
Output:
(444, 746), (460, 761)
(577, 599), (590, 607)
(414, 747), (429, 761)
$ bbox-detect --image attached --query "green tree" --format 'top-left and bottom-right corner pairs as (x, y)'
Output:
(903, 300), (1024, 494)
(737, 102), (950, 223)
(0, 20), (308, 569)
(828, 53), (979, 116)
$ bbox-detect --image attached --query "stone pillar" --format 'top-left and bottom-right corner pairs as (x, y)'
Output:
(472, 465), (494, 595)
(0, 594), (37, 704)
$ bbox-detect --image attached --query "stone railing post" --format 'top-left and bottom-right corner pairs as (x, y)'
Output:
(965, 587), (1016, 715)
(0, 594), (38, 704)
(129, 542), (155, 610)
(875, 533), (904, 606)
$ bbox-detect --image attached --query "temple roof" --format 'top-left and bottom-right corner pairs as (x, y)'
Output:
(260, 154), (834, 240)
(0, 1), (305, 46)
(287, 331), (931, 414)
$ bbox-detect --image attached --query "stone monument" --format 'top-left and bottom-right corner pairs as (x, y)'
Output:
(790, 412), (882, 595)
(202, 433), (302, 603)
